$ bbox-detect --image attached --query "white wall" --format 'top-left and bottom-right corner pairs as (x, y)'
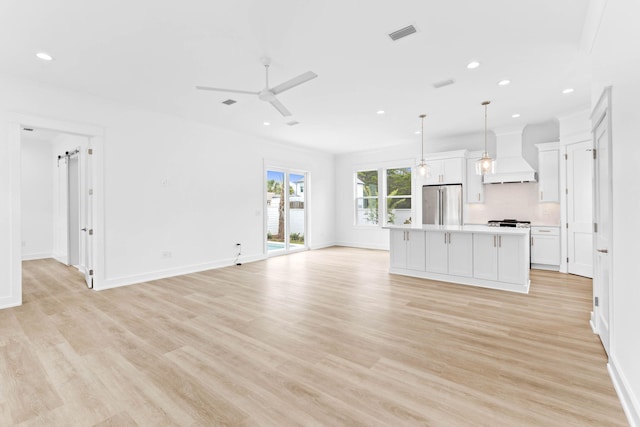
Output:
(20, 138), (53, 260)
(590, 0), (640, 424)
(0, 74), (335, 302)
(335, 124), (560, 249)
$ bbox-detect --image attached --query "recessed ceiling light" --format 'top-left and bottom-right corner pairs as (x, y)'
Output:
(414, 131), (421, 134)
(467, 61), (480, 69)
(512, 114), (521, 118)
(498, 80), (511, 86)
(562, 88), (574, 94)
(35, 52), (54, 61)
(263, 121), (270, 126)
(376, 110), (385, 115)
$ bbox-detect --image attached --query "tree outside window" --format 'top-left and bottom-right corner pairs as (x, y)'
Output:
(386, 167), (412, 225)
(355, 170), (379, 225)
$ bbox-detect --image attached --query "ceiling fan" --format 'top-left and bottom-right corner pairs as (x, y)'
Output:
(196, 57), (317, 117)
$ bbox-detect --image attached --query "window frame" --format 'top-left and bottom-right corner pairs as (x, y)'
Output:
(353, 161), (415, 228)
(354, 169), (380, 227)
(384, 166), (413, 226)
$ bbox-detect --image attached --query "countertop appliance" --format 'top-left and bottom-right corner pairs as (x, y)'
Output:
(422, 184), (462, 225)
(487, 219), (531, 228)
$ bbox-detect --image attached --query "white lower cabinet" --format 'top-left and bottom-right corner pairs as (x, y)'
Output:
(390, 229), (426, 271)
(531, 226), (560, 268)
(473, 234), (498, 280)
(473, 233), (527, 284)
(425, 231), (473, 277)
(388, 227), (530, 293)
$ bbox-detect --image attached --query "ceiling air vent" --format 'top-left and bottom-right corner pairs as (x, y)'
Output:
(432, 79), (456, 89)
(286, 120), (300, 126)
(222, 99), (236, 105)
(388, 25), (417, 41)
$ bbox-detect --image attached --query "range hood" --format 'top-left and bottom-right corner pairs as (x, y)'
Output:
(483, 127), (537, 184)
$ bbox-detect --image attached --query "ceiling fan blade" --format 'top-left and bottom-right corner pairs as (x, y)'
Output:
(269, 97), (292, 117)
(195, 86), (259, 95)
(270, 71), (318, 95)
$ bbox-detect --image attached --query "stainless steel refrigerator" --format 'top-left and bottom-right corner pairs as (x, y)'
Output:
(422, 184), (463, 225)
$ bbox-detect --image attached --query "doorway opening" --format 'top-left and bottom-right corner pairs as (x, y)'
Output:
(265, 169), (307, 255)
(20, 128), (94, 289)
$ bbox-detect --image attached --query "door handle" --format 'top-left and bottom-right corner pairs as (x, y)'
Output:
(531, 236), (534, 246)
(493, 235), (496, 247)
(477, 193), (480, 201)
(597, 248), (608, 253)
(444, 233), (447, 244)
(498, 235), (502, 247)
(81, 228), (87, 232)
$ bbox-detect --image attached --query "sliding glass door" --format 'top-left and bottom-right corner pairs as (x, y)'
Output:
(266, 169), (307, 254)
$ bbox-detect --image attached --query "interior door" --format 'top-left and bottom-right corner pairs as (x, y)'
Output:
(593, 103), (612, 356)
(82, 146), (94, 288)
(67, 155), (80, 266)
(566, 140), (593, 277)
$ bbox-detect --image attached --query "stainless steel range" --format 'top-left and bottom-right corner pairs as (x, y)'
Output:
(487, 219), (531, 228)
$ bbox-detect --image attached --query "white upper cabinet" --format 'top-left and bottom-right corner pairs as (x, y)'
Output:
(465, 153), (484, 204)
(423, 152), (465, 185)
(536, 142), (560, 202)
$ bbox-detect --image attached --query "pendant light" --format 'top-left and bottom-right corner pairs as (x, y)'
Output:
(416, 114), (429, 177)
(476, 101), (495, 175)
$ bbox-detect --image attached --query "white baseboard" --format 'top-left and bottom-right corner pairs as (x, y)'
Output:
(531, 263), (560, 271)
(21, 252), (53, 261)
(53, 253), (68, 265)
(98, 254), (266, 291)
(308, 242), (337, 250)
(0, 296), (21, 310)
(334, 241), (389, 251)
(608, 357), (640, 427)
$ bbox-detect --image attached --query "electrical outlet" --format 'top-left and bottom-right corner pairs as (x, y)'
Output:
(161, 178), (170, 187)
(161, 251), (172, 259)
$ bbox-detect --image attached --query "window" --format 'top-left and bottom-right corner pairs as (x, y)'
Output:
(355, 170), (379, 225)
(386, 167), (412, 225)
(354, 166), (413, 226)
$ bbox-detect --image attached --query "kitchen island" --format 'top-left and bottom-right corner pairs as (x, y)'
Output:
(385, 224), (530, 293)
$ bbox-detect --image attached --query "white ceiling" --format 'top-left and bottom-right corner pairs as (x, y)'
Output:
(0, 0), (590, 153)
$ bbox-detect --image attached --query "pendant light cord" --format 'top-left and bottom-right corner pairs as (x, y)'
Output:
(482, 101), (490, 154)
(419, 114), (426, 162)
(484, 103), (487, 153)
(421, 116), (425, 161)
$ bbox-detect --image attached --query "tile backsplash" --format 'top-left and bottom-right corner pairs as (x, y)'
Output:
(466, 182), (561, 226)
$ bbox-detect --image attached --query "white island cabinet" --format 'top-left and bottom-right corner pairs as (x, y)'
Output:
(425, 231), (473, 277)
(385, 225), (530, 293)
(390, 229), (425, 271)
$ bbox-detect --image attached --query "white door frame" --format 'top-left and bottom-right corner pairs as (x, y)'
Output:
(7, 113), (105, 302)
(590, 87), (613, 354)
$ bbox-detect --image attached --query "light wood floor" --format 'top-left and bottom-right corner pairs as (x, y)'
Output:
(2, 248), (627, 426)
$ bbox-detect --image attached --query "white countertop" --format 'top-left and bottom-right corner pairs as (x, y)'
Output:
(383, 224), (531, 235)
